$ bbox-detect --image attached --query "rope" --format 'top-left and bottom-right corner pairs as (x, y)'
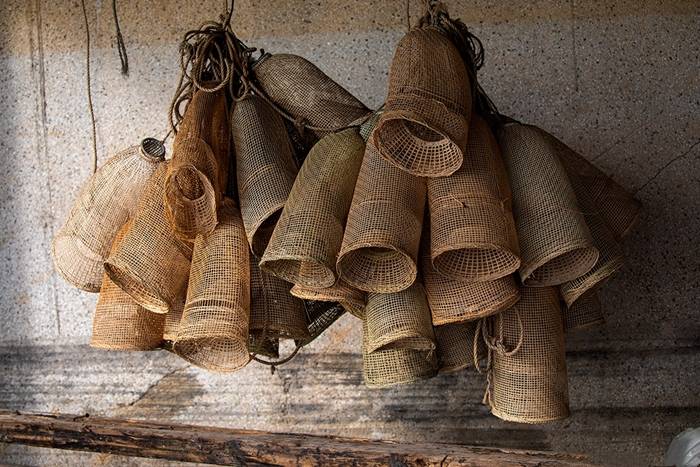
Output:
(80, 0), (98, 173)
(112, 0), (128, 75)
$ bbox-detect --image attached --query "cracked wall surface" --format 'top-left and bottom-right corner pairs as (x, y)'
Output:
(0, 0), (698, 465)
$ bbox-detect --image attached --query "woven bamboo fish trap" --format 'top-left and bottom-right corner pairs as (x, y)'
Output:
(165, 89), (230, 241)
(91, 222), (165, 351)
(105, 163), (192, 314)
(253, 53), (369, 140)
(435, 321), (484, 374)
(560, 173), (624, 307)
(337, 141), (426, 293)
(372, 26), (471, 177)
(542, 129), (641, 240)
(563, 291), (604, 332)
(173, 199), (251, 372)
(162, 295), (185, 342)
(232, 94), (298, 256)
(364, 283), (435, 353)
(486, 287), (570, 424)
(52, 139), (165, 292)
(421, 230), (519, 325)
(290, 281), (366, 319)
(498, 122), (599, 286)
(362, 319), (437, 389)
(260, 128), (365, 288)
(428, 115), (520, 281)
(250, 260), (310, 342)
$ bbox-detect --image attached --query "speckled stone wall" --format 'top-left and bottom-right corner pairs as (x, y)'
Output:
(0, 0), (698, 465)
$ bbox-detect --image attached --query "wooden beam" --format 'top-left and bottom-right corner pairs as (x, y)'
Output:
(0, 411), (593, 466)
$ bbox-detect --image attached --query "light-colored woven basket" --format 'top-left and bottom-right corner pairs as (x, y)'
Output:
(260, 128), (365, 288)
(232, 94), (298, 257)
(337, 141), (426, 293)
(105, 163), (192, 314)
(371, 26), (471, 177)
(91, 222), (165, 351)
(52, 139), (165, 292)
(173, 199), (251, 372)
(488, 287), (570, 424)
(428, 115), (520, 281)
(498, 122), (598, 286)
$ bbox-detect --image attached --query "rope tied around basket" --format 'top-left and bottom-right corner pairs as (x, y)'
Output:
(472, 307), (524, 405)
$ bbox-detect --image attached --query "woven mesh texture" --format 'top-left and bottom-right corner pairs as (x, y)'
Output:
(53, 143), (164, 292)
(421, 233), (519, 325)
(233, 95), (298, 257)
(364, 283), (435, 353)
(543, 128), (641, 240)
(253, 53), (369, 140)
(560, 173), (624, 307)
(359, 111), (383, 142)
(563, 291), (604, 332)
(435, 321), (484, 374)
(372, 27), (471, 177)
(298, 301), (346, 346)
(105, 163), (192, 314)
(165, 89), (230, 240)
(337, 141), (425, 293)
(260, 129), (366, 288)
(91, 222), (165, 350)
(362, 318), (437, 388)
(489, 287), (570, 424)
(428, 116), (520, 281)
(498, 123), (598, 286)
(290, 281), (366, 319)
(173, 199), (250, 372)
(249, 332), (279, 359)
(250, 260), (310, 341)
(162, 295), (185, 342)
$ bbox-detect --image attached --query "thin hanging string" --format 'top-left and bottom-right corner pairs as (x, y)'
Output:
(405, 0), (411, 31)
(80, 0), (98, 173)
(112, 0), (128, 75)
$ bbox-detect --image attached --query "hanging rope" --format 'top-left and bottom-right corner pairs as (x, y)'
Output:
(112, 0), (129, 75)
(80, 0), (98, 173)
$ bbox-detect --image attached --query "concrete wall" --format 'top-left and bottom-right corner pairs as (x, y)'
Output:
(0, 0), (698, 465)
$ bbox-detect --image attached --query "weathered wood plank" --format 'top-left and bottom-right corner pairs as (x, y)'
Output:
(1, 343), (697, 465)
(0, 411), (593, 466)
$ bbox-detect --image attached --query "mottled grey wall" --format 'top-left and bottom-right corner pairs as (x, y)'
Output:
(0, 0), (698, 465)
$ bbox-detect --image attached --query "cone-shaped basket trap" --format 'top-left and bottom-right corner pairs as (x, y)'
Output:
(91, 222), (165, 350)
(560, 171), (624, 307)
(498, 122), (598, 286)
(364, 282), (435, 354)
(105, 163), (192, 314)
(428, 115), (520, 281)
(260, 128), (365, 288)
(290, 281), (366, 319)
(362, 319), (437, 389)
(250, 260), (310, 342)
(563, 291), (604, 332)
(173, 199), (251, 372)
(253, 53), (370, 141)
(337, 141), (426, 293)
(162, 295), (185, 342)
(372, 27), (471, 177)
(233, 94), (298, 257)
(542, 128), (641, 240)
(249, 332), (280, 359)
(165, 89), (230, 240)
(421, 231), (519, 325)
(487, 287), (570, 424)
(53, 139), (165, 292)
